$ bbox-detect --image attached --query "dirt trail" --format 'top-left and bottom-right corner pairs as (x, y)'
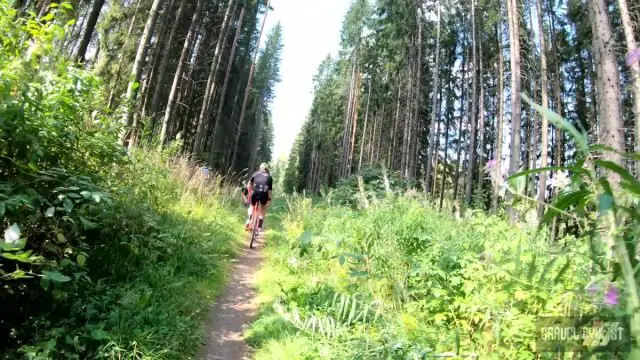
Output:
(199, 234), (264, 360)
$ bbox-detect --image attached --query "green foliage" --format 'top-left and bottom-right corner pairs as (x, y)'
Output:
(249, 194), (608, 359)
(0, 3), (245, 357)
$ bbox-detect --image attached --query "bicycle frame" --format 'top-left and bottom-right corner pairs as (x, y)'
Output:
(248, 202), (262, 248)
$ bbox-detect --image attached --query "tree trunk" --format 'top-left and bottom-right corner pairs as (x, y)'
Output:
(347, 70), (361, 176)
(208, 5), (246, 168)
(390, 85), (401, 169)
(425, 0), (440, 194)
(491, 23), (505, 213)
(231, 0), (272, 171)
(159, 0), (205, 146)
(358, 79), (372, 172)
(589, 0), (625, 164)
(506, 0), (522, 221)
(120, 0), (163, 146)
(453, 45), (468, 203)
(476, 28), (486, 206)
(75, 0), (105, 62)
(534, 0), (550, 219)
(106, 0), (142, 110)
(148, 0), (187, 131)
(464, 0), (478, 206)
(193, 0), (237, 153)
(615, 0), (640, 173)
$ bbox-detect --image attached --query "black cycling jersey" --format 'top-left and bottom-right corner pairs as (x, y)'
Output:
(250, 170), (273, 193)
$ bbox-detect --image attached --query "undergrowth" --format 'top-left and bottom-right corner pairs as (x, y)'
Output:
(0, 4), (246, 358)
(247, 189), (615, 359)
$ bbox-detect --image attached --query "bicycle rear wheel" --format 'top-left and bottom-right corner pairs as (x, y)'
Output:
(249, 207), (259, 248)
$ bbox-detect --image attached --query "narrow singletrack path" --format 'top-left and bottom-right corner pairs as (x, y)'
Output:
(200, 234), (265, 360)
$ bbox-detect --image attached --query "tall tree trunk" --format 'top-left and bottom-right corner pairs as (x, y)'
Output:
(535, 0), (549, 219)
(347, 71), (361, 176)
(193, 0), (237, 153)
(390, 85), (401, 169)
(148, 0), (187, 131)
(439, 78), (453, 211)
(230, 0), (272, 171)
(464, 0), (478, 206)
(208, 4), (246, 168)
(425, 0), (440, 194)
(120, 0), (163, 146)
(589, 0), (625, 164)
(106, 0), (142, 110)
(453, 45), (468, 203)
(491, 23), (505, 213)
(75, 0), (105, 62)
(506, 0), (522, 221)
(159, 0), (205, 145)
(615, 0), (640, 173)
(358, 79), (372, 172)
(476, 29), (486, 206)
(341, 58), (357, 176)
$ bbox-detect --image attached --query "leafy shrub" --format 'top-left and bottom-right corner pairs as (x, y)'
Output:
(249, 195), (608, 359)
(0, 3), (244, 358)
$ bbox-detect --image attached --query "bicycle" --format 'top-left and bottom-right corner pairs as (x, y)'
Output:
(248, 201), (261, 249)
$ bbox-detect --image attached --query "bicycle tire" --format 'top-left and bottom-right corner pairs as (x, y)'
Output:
(249, 205), (259, 249)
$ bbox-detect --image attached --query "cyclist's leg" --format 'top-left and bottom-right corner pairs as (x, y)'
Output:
(247, 193), (258, 229)
(258, 192), (268, 230)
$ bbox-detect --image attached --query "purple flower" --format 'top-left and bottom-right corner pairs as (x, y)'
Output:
(604, 286), (619, 307)
(626, 48), (640, 67)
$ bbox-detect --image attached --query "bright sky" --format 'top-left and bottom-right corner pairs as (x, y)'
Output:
(261, 0), (351, 160)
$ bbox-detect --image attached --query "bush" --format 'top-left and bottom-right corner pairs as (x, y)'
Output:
(0, 4), (245, 358)
(249, 195), (607, 359)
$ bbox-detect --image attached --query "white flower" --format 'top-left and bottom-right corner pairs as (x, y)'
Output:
(45, 207), (55, 218)
(550, 172), (570, 190)
(4, 223), (21, 244)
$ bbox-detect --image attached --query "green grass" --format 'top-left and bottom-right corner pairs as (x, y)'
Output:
(246, 193), (606, 359)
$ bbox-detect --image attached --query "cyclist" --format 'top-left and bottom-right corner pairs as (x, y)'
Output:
(246, 162), (273, 232)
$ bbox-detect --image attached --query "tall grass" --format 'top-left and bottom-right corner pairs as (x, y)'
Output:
(247, 190), (608, 359)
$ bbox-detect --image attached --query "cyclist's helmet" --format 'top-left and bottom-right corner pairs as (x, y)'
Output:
(259, 162), (269, 172)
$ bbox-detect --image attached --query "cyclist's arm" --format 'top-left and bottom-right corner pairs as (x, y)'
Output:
(267, 176), (273, 202)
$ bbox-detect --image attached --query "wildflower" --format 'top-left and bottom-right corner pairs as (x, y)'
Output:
(3, 223), (21, 244)
(626, 48), (640, 67)
(550, 172), (570, 190)
(604, 286), (619, 307)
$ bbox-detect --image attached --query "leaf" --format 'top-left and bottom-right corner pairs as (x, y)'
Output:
(338, 255), (345, 265)
(63, 197), (73, 213)
(76, 254), (87, 267)
(42, 270), (71, 283)
(2, 250), (36, 263)
(538, 257), (558, 285)
(45, 207), (55, 217)
(0, 202), (5, 217)
(553, 259), (571, 284)
(80, 190), (91, 199)
(521, 93), (588, 152)
(595, 160), (640, 195)
(79, 216), (98, 230)
(90, 328), (110, 340)
(91, 193), (101, 203)
(597, 193), (613, 215)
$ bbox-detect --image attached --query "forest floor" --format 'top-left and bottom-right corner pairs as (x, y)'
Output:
(199, 223), (268, 359)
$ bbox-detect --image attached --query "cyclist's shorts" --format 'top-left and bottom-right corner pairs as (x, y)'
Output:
(250, 191), (269, 206)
